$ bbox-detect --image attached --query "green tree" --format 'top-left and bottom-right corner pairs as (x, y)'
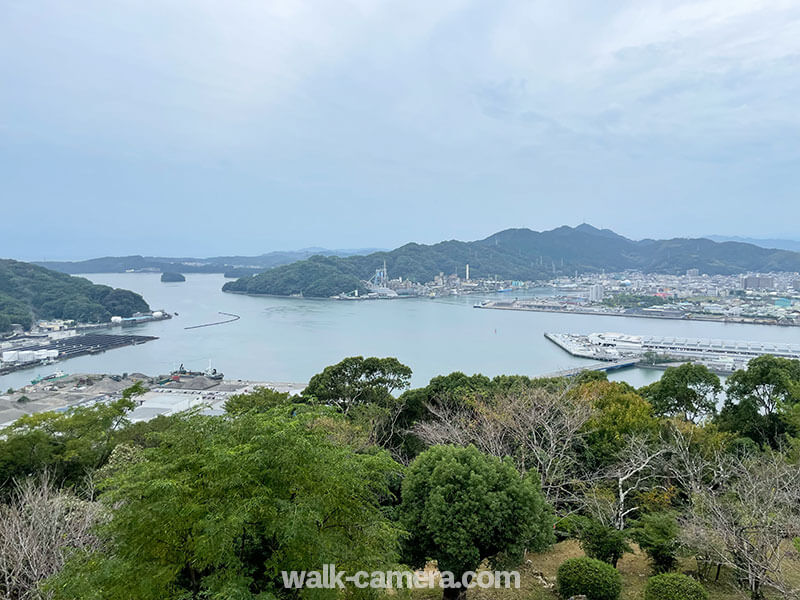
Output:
(572, 517), (631, 568)
(223, 386), (293, 414)
(0, 383), (144, 497)
(48, 407), (403, 600)
(578, 381), (659, 468)
(399, 445), (553, 600)
(304, 356), (412, 416)
(630, 512), (681, 573)
(640, 363), (720, 422)
(717, 355), (800, 447)
(726, 355), (800, 414)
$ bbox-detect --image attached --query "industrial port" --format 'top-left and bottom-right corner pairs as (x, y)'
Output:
(0, 310), (172, 375)
(545, 331), (800, 373)
(0, 369), (306, 428)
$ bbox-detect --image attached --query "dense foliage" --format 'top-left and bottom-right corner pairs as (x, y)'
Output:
(643, 573), (708, 600)
(222, 255), (369, 297)
(572, 517), (631, 568)
(223, 225), (800, 295)
(556, 557), (622, 600)
(640, 363), (721, 422)
(400, 445), (553, 596)
(48, 407), (403, 600)
(0, 259), (149, 331)
(630, 512), (681, 573)
(159, 271), (185, 282)
(2, 353), (800, 600)
(602, 294), (671, 308)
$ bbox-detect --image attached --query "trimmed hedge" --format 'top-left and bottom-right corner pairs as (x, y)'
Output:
(644, 573), (708, 600)
(557, 557), (622, 600)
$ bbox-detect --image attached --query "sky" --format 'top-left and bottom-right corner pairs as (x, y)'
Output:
(1, 0), (799, 260)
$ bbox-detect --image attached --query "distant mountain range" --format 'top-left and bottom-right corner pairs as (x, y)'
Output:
(35, 248), (385, 276)
(705, 235), (800, 253)
(222, 224), (800, 298)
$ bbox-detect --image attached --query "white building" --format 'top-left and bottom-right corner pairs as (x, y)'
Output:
(588, 284), (604, 303)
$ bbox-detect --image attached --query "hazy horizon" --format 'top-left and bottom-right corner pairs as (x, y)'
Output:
(3, 1), (799, 260)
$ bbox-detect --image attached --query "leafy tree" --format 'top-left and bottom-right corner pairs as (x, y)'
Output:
(0, 383), (144, 497)
(304, 356), (412, 415)
(630, 512), (681, 573)
(303, 356), (413, 456)
(717, 355), (800, 447)
(578, 381), (659, 468)
(640, 363), (720, 422)
(726, 355), (800, 415)
(399, 445), (553, 600)
(223, 386), (293, 415)
(48, 408), (403, 600)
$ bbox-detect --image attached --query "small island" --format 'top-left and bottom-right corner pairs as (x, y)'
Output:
(160, 272), (186, 283)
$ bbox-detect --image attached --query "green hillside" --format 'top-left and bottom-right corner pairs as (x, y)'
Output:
(223, 255), (368, 298)
(223, 224), (800, 297)
(0, 259), (150, 332)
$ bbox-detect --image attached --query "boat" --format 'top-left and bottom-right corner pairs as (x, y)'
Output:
(31, 370), (68, 385)
(204, 367), (224, 381)
(170, 362), (224, 381)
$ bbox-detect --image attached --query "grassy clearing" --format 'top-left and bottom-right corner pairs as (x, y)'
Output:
(408, 540), (763, 600)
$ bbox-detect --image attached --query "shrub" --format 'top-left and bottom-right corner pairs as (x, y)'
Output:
(631, 512), (680, 573)
(574, 517), (631, 567)
(557, 557), (622, 600)
(644, 573), (708, 600)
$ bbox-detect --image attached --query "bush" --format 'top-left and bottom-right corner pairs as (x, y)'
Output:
(557, 557), (622, 600)
(630, 512), (680, 573)
(574, 517), (631, 567)
(644, 573), (708, 600)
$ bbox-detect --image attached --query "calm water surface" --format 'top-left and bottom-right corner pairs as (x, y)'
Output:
(3, 273), (798, 390)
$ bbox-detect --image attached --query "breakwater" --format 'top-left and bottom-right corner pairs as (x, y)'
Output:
(184, 312), (241, 330)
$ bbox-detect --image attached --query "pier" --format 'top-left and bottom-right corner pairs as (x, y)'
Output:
(542, 359), (638, 379)
(0, 333), (158, 375)
(544, 331), (800, 374)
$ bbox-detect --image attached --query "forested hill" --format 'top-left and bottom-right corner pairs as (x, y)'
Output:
(0, 259), (150, 332)
(35, 247), (384, 275)
(223, 224), (800, 298)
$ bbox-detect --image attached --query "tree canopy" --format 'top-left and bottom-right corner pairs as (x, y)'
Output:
(0, 259), (149, 331)
(49, 407), (403, 600)
(399, 444), (553, 599)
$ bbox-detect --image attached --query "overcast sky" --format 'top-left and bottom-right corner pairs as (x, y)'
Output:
(2, 0), (799, 260)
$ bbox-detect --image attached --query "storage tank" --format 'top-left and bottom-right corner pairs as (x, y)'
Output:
(1, 351), (19, 363)
(18, 350), (35, 362)
(111, 316), (123, 323)
(152, 311), (163, 318)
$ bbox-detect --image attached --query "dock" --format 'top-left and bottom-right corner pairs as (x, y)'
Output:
(543, 330), (800, 374)
(542, 359), (638, 379)
(0, 333), (158, 375)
